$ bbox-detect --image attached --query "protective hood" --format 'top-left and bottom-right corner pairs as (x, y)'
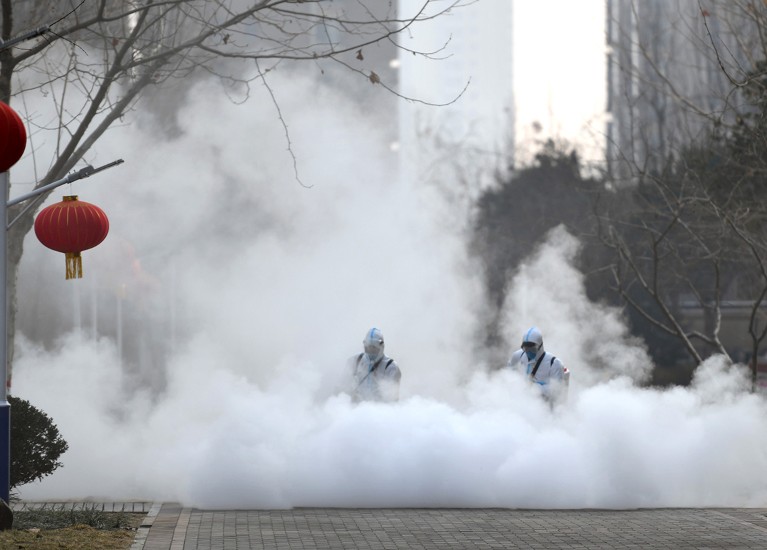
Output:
(521, 326), (544, 361)
(363, 327), (385, 363)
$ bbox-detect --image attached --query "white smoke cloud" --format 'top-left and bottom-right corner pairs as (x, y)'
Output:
(11, 65), (767, 509)
(502, 226), (653, 386)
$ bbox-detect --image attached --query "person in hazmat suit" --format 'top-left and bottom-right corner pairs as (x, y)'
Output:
(349, 327), (401, 402)
(507, 326), (569, 403)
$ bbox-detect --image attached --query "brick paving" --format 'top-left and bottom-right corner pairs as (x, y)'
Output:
(132, 505), (767, 549)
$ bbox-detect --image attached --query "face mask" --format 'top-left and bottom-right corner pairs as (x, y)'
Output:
(525, 350), (537, 361)
(365, 344), (382, 362)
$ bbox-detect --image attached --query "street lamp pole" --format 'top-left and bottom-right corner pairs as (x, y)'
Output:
(0, 161), (122, 505)
(0, 171), (9, 506)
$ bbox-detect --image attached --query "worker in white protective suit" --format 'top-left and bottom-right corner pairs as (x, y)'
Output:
(507, 326), (569, 403)
(349, 327), (401, 402)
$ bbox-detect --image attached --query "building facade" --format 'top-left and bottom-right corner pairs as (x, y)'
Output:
(605, 0), (761, 183)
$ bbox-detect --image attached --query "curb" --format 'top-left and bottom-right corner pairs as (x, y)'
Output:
(131, 502), (163, 550)
(11, 500), (154, 513)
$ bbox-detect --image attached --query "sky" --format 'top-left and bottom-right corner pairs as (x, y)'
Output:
(7, 2), (767, 509)
(513, 0), (607, 166)
(396, 0), (608, 184)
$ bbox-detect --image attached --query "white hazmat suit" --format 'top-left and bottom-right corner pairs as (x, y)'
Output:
(507, 326), (568, 402)
(349, 327), (401, 402)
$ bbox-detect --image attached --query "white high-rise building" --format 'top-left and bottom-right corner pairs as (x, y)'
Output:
(397, 1), (514, 190)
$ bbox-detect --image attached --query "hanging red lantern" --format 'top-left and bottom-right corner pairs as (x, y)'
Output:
(0, 101), (26, 172)
(34, 195), (110, 279)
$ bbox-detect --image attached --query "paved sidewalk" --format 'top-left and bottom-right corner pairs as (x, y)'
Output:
(135, 505), (767, 549)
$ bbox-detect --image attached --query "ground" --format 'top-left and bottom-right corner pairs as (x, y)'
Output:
(0, 509), (144, 550)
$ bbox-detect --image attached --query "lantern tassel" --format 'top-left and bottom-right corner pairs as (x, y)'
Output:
(65, 252), (83, 280)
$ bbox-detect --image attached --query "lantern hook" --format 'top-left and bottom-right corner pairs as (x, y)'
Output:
(79, 159), (125, 178)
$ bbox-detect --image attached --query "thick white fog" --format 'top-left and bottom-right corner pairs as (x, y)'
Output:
(10, 66), (767, 509)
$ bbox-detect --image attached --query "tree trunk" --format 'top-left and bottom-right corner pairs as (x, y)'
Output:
(5, 206), (32, 390)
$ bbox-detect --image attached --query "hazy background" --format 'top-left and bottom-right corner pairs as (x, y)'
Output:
(8, 2), (767, 509)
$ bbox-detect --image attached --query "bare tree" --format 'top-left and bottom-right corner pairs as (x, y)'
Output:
(597, 144), (767, 387)
(0, 0), (465, 384)
(600, 0), (767, 387)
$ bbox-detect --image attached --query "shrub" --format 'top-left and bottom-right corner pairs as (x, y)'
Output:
(9, 396), (68, 489)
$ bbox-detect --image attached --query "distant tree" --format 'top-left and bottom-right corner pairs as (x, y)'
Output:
(471, 140), (602, 359)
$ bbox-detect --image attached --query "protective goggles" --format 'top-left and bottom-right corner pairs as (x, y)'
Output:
(521, 341), (538, 350)
(364, 343), (382, 355)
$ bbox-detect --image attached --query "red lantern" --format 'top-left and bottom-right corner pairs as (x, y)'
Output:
(34, 196), (109, 279)
(0, 101), (26, 172)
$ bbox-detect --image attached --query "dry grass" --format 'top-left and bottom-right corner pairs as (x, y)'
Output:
(0, 509), (145, 549)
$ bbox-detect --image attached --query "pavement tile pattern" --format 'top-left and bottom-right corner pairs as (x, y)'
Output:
(11, 502), (767, 549)
(136, 505), (767, 550)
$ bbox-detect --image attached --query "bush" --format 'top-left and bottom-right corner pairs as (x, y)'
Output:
(9, 396), (68, 489)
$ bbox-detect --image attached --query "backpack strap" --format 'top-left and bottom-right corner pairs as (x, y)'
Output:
(355, 355), (384, 390)
(385, 358), (394, 368)
(550, 356), (556, 366)
(530, 353), (546, 379)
